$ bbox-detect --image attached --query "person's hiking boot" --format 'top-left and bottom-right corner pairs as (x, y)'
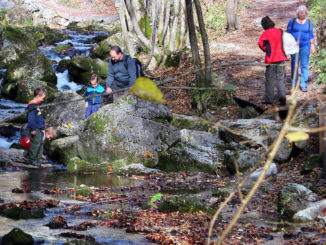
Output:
(29, 161), (42, 167)
(300, 87), (308, 92)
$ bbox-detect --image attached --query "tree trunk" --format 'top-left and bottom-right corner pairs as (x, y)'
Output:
(143, 0), (162, 69)
(178, 0), (187, 49)
(226, 0), (240, 31)
(124, 0), (151, 48)
(169, 0), (180, 51)
(157, 0), (166, 41)
(119, 0), (135, 56)
(185, 0), (205, 87)
(193, 0), (211, 85)
(162, 0), (171, 50)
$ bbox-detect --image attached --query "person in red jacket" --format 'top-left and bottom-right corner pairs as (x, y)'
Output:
(258, 16), (288, 106)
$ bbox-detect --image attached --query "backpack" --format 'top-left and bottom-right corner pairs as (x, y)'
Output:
(20, 123), (30, 139)
(123, 55), (144, 78)
(281, 29), (299, 56)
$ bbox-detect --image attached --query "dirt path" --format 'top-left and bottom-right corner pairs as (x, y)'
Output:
(210, 0), (320, 107)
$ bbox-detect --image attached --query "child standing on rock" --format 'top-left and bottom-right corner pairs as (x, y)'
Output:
(84, 74), (105, 119)
(27, 88), (47, 166)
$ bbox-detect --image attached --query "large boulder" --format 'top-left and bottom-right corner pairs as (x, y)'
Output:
(0, 147), (25, 164)
(65, 57), (108, 85)
(93, 31), (140, 60)
(48, 136), (79, 165)
(158, 129), (225, 173)
(5, 6), (33, 25)
(0, 25), (35, 68)
(278, 183), (319, 218)
(78, 95), (180, 167)
(2, 48), (57, 102)
(224, 149), (261, 173)
(219, 119), (292, 162)
(293, 200), (326, 222)
(46, 91), (85, 137)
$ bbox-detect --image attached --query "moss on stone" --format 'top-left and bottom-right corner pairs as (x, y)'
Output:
(67, 157), (110, 173)
(54, 44), (72, 53)
(158, 195), (214, 215)
(2, 228), (34, 245)
(212, 189), (229, 197)
(85, 114), (107, 135)
(75, 186), (93, 197)
(4, 25), (34, 47)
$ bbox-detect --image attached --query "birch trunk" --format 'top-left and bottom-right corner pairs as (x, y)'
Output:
(179, 0), (187, 49)
(162, 0), (171, 50)
(119, 0), (135, 56)
(169, 0), (180, 51)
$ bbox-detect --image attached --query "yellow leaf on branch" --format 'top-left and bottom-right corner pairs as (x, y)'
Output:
(285, 131), (309, 142)
(129, 77), (166, 104)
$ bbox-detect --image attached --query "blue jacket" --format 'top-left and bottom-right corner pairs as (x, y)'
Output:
(106, 54), (137, 90)
(84, 84), (105, 104)
(27, 100), (45, 131)
(287, 18), (314, 48)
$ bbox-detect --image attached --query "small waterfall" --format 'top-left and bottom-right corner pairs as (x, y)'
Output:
(56, 69), (83, 92)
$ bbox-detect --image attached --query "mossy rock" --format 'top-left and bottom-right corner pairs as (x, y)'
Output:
(164, 51), (181, 67)
(67, 157), (111, 173)
(54, 43), (73, 54)
(171, 114), (214, 132)
(57, 59), (72, 72)
(74, 186), (93, 197)
(2, 206), (45, 220)
(1, 228), (33, 245)
(301, 154), (322, 174)
(212, 189), (229, 197)
(158, 195), (213, 214)
(3, 25), (35, 48)
(67, 22), (84, 33)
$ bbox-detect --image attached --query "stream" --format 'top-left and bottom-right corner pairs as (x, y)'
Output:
(0, 30), (153, 244)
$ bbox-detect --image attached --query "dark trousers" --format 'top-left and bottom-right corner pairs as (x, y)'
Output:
(265, 62), (286, 103)
(28, 129), (44, 163)
(85, 103), (100, 119)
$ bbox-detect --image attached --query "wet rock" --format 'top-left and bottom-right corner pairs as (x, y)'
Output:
(117, 163), (161, 175)
(1, 206), (45, 220)
(12, 188), (25, 193)
(63, 240), (100, 245)
(224, 149), (261, 173)
(158, 129), (224, 173)
(65, 204), (81, 214)
(283, 230), (300, 239)
(301, 154), (322, 174)
(67, 157), (111, 173)
(67, 57), (108, 85)
(46, 91), (85, 137)
(48, 216), (68, 229)
(158, 195), (211, 214)
(78, 95), (179, 168)
(219, 119), (292, 162)
(48, 135), (79, 165)
(278, 183), (319, 218)
(0, 147), (25, 165)
(1, 228), (33, 245)
(293, 200), (326, 222)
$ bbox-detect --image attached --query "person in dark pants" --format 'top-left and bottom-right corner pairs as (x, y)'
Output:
(105, 46), (137, 101)
(27, 88), (47, 166)
(258, 16), (288, 106)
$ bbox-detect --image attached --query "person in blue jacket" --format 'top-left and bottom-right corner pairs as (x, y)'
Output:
(27, 87), (47, 166)
(84, 74), (105, 119)
(105, 46), (137, 101)
(286, 5), (315, 92)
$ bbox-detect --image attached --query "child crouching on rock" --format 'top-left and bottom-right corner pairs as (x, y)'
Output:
(84, 74), (105, 119)
(20, 125), (56, 162)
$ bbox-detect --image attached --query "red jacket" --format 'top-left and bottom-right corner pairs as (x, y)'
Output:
(258, 27), (288, 63)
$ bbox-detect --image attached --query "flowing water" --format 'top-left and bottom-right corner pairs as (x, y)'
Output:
(0, 169), (152, 244)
